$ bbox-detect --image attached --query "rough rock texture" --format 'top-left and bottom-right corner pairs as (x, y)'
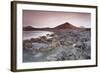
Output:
(23, 29), (91, 62)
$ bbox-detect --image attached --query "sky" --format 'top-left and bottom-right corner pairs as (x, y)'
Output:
(23, 10), (91, 28)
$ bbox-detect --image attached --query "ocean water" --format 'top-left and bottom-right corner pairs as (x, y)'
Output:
(23, 31), (53, 40)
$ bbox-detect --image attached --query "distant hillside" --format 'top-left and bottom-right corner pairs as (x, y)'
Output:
(23, 26), (35, 31)
(54, 22), (78, 29)
(23, 22), (90, 31)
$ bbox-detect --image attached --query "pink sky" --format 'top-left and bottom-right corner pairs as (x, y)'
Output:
(23, 10), (91, 28)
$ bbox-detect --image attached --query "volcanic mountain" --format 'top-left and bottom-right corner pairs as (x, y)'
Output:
(23, 22), (80, 31)
(54, 22), (78, 29)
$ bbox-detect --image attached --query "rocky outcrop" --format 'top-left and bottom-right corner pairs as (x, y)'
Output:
(48, 34), (61, 49)
(23, 29), (91, 62)
(23, 40), (32, 50)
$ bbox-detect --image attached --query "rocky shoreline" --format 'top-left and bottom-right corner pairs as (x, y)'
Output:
(23, 29), (91, 62)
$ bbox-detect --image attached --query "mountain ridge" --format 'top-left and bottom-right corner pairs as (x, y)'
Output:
(54, 22), (78, 29)
(23, 22), (89, 31)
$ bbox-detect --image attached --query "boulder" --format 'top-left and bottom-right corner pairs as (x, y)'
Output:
(23, 40), (32, 50)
